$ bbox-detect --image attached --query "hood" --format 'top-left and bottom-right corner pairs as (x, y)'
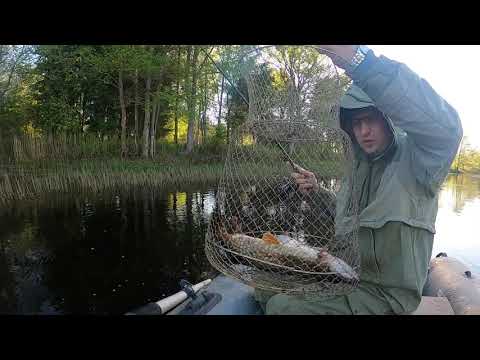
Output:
(337, 85), (398, 162)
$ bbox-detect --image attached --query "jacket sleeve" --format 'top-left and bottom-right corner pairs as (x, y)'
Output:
(349, 50), (463, 193)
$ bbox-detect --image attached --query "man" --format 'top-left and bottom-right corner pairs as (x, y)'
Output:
(257, 45), (463, 315)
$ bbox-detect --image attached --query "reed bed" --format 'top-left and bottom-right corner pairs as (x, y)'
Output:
(0, 134), (343, 207)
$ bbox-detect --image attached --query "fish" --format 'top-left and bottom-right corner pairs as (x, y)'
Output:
(219, 227), (359, 282)
(262, 232), (281, 245)
(276, 233), (359, 281)
(219, 230), (326, 270)
(318, 250), (359, 281)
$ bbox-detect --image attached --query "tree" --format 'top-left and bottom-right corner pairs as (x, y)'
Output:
(88, 45), (150, 157)
(455, 137), (464, 173)
(118, 68), (128, 157)
(135, 45), (177, 158)
(173, 46), (182, 145)
(0, 46), (38, 138)
(0, 45), (35, 107)
(212, 45), (256, 144)
(134, 69), (139, 154)
(142, 64), (152, 158)
(186, 46), (199, 154)
(34, 45), (118, 134)
(217, 75), (224, 126)
(449, 136), (480, 174)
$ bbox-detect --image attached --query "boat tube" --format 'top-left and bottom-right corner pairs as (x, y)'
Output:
(423, 253), (480, 315)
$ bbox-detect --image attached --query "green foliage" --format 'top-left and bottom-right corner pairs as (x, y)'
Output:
(0, 46), (37, 135)
(33, 45), (117, 133)
(213, 123), (227, 144)
(450, 137), (480, 174)
(452, 149), (480, 173)
(0, 45), (349, 162)
(0, 73), (39, 136)
(164, 115), (189, 143)
(0, 45), (36, 103)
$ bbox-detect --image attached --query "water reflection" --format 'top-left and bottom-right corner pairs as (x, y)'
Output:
(439, 174), (480, 214)
(0, 186), (217, 314)
(434, 174), (480, 273)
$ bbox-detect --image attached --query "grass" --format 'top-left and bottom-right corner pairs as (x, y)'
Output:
(0, 134), (227, 205)
(0, 158), (226, 206)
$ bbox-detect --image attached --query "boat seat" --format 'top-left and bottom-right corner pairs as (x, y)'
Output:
(403, 296), (455, 315)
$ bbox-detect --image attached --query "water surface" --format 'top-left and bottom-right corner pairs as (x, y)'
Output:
(1, 174), (479, 314)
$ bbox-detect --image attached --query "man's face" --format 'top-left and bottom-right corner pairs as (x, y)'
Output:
(351, 108), (391, 155)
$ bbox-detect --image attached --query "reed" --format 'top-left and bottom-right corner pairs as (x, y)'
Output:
(0, 134), (344, 206)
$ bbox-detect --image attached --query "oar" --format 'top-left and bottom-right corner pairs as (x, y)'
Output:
(125, 279), (212, 315)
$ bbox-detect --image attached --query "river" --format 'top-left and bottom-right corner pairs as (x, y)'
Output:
(0, 174), (479, 314)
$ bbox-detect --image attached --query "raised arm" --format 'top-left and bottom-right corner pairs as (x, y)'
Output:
(319, 45), (463, 192)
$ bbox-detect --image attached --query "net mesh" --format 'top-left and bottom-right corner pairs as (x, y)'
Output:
(205, 46), (360, 297)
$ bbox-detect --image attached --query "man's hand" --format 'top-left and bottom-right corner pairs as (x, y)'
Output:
(314, 45), (358, 69)
(291, 164), (319, 195)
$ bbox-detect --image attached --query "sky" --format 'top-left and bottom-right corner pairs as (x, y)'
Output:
(369, 45), (480, 149)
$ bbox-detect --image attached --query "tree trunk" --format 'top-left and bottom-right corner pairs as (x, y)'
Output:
(184, 46), (192, 151)
(196, 99), (203, 145)
(134, 69), (139, 156)
(151, 66), (164, 158)
(149, 102), (158, 158)
(217, 76), (224, 126)
(174, 46), (181, 145)
(153, 108), (159, 157)
(186, 46), (198, 154)
(80, 91), (85, 129)
(118, 69), (128, 158)
(195, 79), (204, 146)
(203, 70), (208, 142)
(142, 74), (152, 158)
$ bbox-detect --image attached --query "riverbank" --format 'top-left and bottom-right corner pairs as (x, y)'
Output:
(0, 156), (226, 205)
(0, 134), (348, 206)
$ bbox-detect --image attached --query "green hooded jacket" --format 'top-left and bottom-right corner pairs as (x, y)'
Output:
(261, 49), (463, 315)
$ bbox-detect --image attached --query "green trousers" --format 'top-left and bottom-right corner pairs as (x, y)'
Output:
(254, 282), (399, 315)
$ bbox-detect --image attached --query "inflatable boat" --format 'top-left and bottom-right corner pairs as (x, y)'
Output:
(126, 253), (480, 315)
